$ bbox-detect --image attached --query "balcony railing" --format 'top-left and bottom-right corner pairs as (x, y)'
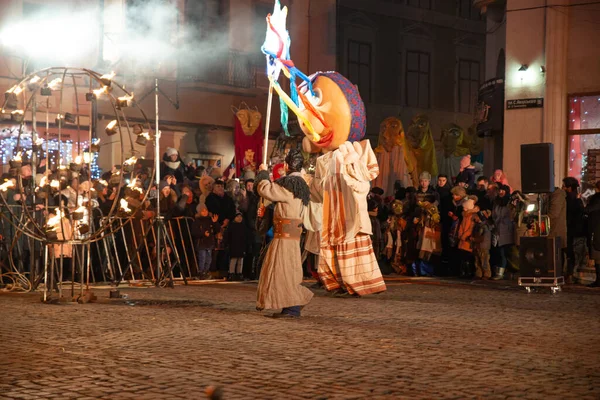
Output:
(178, 50), (257, 89)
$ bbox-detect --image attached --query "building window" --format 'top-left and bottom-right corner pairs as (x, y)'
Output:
(407, 0), (431, 9)
(405, 51), (430, 108)
(458, 59), (480, 113)
(567, 94), (600, 187)
(457, 0), (480, 20)
(347, 40), (371, 102)
(185, 0), (226, 39)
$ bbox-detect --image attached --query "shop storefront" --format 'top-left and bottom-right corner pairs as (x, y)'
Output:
(568, 94), (600, 196)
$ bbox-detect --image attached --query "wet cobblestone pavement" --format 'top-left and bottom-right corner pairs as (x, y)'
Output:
(1, 278), (599, 399)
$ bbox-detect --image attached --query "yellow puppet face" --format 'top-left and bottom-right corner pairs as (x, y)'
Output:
(406, 114), (431, 150)
(378, 117), (404, 152)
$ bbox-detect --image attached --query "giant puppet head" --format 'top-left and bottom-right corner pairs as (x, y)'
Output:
(297, 71), (366, 153)
(375, 117), (405, 153)
(405, 114), (438, 178)
(440, 123), (469, 158)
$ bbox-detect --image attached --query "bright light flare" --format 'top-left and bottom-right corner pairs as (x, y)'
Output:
(12, 151), (22, 162)
(47, 210), (64, 227)
(50, 180), (60, 189)
(0, 180), (15, 192)
(119, 198), (131, 213)
(93, 86), (108, 97)
(48, 78), (62, 90)
(7, 85), (23, 95)
(74, 155), (83, 164)
(526, 204), (536, 212)
(123, 156), (137, 165)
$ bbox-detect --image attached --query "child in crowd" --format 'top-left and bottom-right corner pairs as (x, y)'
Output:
(224, 212), (248, 281)
(457, 195), (479, 278)
(471, 210), (493, 279)
(192, 204), (220, 279)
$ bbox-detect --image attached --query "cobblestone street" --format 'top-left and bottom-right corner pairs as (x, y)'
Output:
(1, 278), (599, 399)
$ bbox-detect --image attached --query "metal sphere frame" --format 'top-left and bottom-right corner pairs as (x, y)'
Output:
(0, 67), (155, 246)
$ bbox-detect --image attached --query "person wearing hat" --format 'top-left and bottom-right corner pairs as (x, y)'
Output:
(415, 171), (439, 206)
(160, 147), (188, 183)
(491, 183), (515, 280)
(455, 155), (477, 190)
(192, 203), (220, 279)
(205, 179), (236, 227)
(255, 149), (313, 318)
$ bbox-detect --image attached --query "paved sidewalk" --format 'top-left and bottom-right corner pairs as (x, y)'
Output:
(0, 278), (599, 399)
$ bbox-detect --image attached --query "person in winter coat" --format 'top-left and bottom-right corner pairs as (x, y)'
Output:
(435, 174), (452, 204)
(205, 179), (236, 227)
(491, 185), (515, 280)
(455, 155), (477, 190)
(160, 148), (188, 183)
(192, 204), (220, 279)
(457, 196), (479, 278)
(224, 212), (249, 281)
(562, 177), (587, 284)
(440, 186), (467, 276)
(585, 180), (600, 287)
(471, 210), (492, 279)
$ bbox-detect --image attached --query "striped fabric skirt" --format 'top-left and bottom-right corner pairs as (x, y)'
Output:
(318, 234), (387, 296)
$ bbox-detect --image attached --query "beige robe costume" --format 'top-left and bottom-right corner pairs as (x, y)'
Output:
(312, 140), (387, 296)
(256, 173), (314, 310)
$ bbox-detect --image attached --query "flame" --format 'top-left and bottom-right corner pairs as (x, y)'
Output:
(74, 155), (82, 164)
(50, 179), (60, 189)
(13, 151), (22, 162)
(47, 210), (63, 227)
(56, 113), (64, 120)
(118, 93), (134, 103)
(127, 179), (137, 189)
(123, 156), (137, 165)
(39, 175), (48, 187)
(0, 180), (15, 192)
(106, 120), (117, 130)
(35, 138), (44, 146)
(101, 71), (116, 81)
(140, 131), (151, 140)
(93, 86), (108, 96)
(48, 78), (62, 90)
(98, 179), (108, 186)
(119, 198), (131, 213)
(7, 85), (23, 95)
(29, 75), (41, 85)
(12, 110), (23, 115)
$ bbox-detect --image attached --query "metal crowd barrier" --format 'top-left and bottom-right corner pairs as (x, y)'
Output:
(0, 207), (199, 294)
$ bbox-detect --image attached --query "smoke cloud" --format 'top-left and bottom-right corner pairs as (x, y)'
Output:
(0, 0), (237, 79)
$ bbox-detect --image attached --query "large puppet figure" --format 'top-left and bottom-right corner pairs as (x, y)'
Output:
(373, 117), (415, 195)
(298, 72), (387, 296)
(261, 1), (385, 297)
(437, 123), (470, 182)
(405, 114), (438, 185)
